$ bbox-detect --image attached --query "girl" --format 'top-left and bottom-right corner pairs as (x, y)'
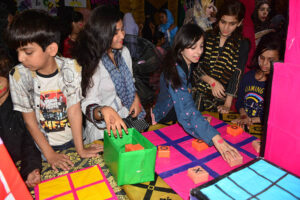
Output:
(62, 11), (84, 58)
(232, 32), (283, 127)
(193, 0), (249, 114)
(252, 0), (274, 45)
(72, 5), (145, 142)
(252, 0), (271, 33)
(158, 9), (178, 46)
(193, 0), (217, 31)
(153, 23), (241, 162)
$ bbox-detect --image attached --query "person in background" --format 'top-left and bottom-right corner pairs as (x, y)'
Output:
(0, 48), (42, 188)
(158, 9), (178, 47)
(252, 0), (274, 45)
(153, 30), (167, 57)
(193, 0), (217, 31)
(153, 23), (242, 162)
(123, 13), (139, 59)
(0, 1), (17, 64)
(141, 14), (156, 43)
(192, 0), (249, 114)
(62, 11), (84, 58)
(232, 32), (283, 128)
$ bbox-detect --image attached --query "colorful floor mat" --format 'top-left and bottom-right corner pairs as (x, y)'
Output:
(190, 158), (300, 200)
(122, 173), (182, 200)
(142, 116), (259, 200)
(35, 165), (117, 200)
(203, 112), (264, 139)
(30, 147), (128, 200)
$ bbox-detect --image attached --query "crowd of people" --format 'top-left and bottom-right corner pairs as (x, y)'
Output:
(0, 0), (287, 189)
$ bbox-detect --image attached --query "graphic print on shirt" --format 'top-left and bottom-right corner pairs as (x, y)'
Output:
(244, 85), (264, 117)
(40, 90), (70, 132)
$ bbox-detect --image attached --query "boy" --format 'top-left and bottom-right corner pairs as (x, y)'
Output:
(7, 10), (102, 172)
(0, 48), (41, 187)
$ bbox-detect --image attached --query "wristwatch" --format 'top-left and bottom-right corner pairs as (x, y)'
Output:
(95, 106), (104, 121)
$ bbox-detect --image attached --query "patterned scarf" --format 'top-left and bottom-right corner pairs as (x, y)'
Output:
(102, 49), (145, 119)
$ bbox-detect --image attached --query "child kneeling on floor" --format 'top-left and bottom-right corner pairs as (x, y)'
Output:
(6, 9), (102, 172)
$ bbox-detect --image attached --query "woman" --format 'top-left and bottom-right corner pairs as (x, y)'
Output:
(158, 9), (178, 46)
(193, 0), (217, 31)
(72, 5), (145, 142)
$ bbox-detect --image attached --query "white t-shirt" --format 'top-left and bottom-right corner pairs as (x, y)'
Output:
(37, 70), (73, 146)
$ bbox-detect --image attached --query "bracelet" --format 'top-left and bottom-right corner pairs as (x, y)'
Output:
(217, 138), (224, 144)
(211, 82), (216, 87)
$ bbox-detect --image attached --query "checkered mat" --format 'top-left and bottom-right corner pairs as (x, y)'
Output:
(30, 147), (128, 200)
(142, 115), (259, 200)
(206, 112), (264, 139)
(190, 158), (300, 200)
(122, 173), (182, 200)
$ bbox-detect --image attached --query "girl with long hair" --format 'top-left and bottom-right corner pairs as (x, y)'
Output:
(193, 0), (249, 114)
(72, 5), (145, 142)
(232, 32), (283, 128)
(153, 23), (241, 163)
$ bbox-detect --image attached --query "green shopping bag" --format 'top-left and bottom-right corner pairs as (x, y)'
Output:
(104, 128), (157, 186)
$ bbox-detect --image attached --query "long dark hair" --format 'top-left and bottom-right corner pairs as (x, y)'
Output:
(72, 5), (122, 96)
(163, 23), (204, 89)
(214, 0), (245, 40)
(252, 0), (271, 30)
(251, 32), (284, 70)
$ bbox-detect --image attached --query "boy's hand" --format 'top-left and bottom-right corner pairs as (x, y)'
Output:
(78, 144), (103, 158)
(47, 152), (74, 172)
(101, 106), (128, 138)
(25, 169), (41, 188)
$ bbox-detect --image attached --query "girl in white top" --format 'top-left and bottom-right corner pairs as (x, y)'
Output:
(72, 5), (145, 143)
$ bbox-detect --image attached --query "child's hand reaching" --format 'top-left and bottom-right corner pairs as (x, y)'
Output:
(217, 105), (230, 114)
(25, 169), (41, 188)
(129, 94), (142, 118)
(212, 134), (242, 163)
(46, 152), (74, 172)
(232, 115), (252, 129)
(100, 106), (128, 138)
(78, 144), (103, 158)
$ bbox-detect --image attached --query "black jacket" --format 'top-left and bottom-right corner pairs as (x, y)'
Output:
(0, 95), (42, 180)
